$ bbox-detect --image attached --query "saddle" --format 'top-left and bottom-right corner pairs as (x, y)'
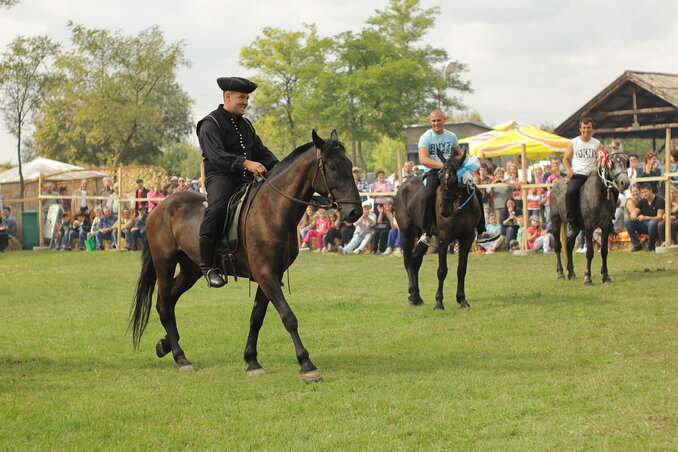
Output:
(215, 183), (258, 281)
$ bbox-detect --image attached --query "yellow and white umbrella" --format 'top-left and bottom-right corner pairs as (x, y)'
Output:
(460, 123), (569, 160)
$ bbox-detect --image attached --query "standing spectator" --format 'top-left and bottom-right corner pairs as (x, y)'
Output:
(147, 182), (164, 212)
(532, 165), (545, 184)
(543, 157), (565, 181)
(669, 148), (678, 193)
(352, 167), (369, 201)
(483, 158), (495, 175)
(98, 177), (114, 207)
(640, 151), (662, 194)
(658, 187), (678, 246)
(169, 176), (179, 192)
(73, 179), (94, 213)
(128, 206), (148, 250)
(95, 206), (118, 250)
(625, 183), (665, 252)
(527, 215), (554, 253)
(107, 182), (121, 215)
(58, 186), (71, 214)
(0, 206), (18, 251)
(625, 153), (641, 198)
(370, 169), (395, 210)
(526, 186), (542, 220)
(340, 201), (375, 254)
(177, 177), (189, 192)
(491, 167), (512, 220)
(42, 182), (63, 223)
(399, 161), (416, 187)
(134, 179), (149, 211)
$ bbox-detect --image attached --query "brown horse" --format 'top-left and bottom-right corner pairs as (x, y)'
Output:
(394, 148), (482, 310)
(130, 130), (361, 381)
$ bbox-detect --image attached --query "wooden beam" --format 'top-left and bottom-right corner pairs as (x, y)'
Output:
(632, 85), (639, 127)
(606, 106), (678, 117)
(596, 122), (678, 134)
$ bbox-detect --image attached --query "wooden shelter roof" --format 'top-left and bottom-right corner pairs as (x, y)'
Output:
(554, 71), (678, 139)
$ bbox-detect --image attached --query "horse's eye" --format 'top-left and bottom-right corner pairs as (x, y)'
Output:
(329, 164), (337, 171)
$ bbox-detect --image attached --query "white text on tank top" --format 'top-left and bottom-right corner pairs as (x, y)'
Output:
(571, 136), (599, 175)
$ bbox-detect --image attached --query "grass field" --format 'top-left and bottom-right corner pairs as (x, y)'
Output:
(1, 248), (676, 450)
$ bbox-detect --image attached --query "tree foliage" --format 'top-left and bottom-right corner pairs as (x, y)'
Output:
(157, 139), (202, 179)
(0, 0), (19, 8)
(0, 35), (60, 200)
(33, 23), (192, 166)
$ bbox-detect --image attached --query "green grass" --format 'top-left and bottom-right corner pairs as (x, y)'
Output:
(0, 249), (676, 450)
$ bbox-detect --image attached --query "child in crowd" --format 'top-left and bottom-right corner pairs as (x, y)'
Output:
(526, 215), (554, 253)
(322, 210), (342, 252)
(511, 216), (525, 251)
(526, 186), (542, 220)
(298, 205), (316, 243)
(55, 213), (72, 249)
(477, 213), (504, 254)
(302, 208), (330, 251)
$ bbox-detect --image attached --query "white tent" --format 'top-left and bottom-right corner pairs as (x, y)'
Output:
(0, 157), (107, 184)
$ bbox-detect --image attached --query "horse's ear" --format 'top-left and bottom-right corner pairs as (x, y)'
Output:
(312, 129), (325, 149)
(437, 150), (447, 164)
(457, 143), (468, 162)
(330, 129), (338, 142)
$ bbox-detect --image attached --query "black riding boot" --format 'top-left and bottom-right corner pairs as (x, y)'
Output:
(199, 236), (226, 288)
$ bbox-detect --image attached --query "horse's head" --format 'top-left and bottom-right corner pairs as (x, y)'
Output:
(601, 145), (630, 192)
(436, 146), (466, 217)
(311, 129), (362, 222)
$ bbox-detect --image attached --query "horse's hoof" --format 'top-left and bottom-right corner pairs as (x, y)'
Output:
(568, 273), (577, 280)
(557, 273), (565, 280)
(458, 301), (470, 309)
(433, 305), (445, 311)
(246, 367), (266, 376)
(408, 298), (424, 307)
(300, 370), (323, 383)
(156, 339), (171, 358)
(178, 364), (195, 373)
(583, 279), (593, 286)
(602, 276), (612, 284)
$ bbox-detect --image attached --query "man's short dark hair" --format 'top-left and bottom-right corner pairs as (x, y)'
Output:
(579, 117), (594, 127)
(2, 206), (9, 212)
(629, 153), (639, 160)
(639, 183), (653, 192)
(480, 163), (488, 170)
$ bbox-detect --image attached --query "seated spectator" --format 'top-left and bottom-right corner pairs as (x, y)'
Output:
(128, 206), (149, 250)
(640, 151), (662, 194)
(302, 208), (330, 251)
(177, 177), (190, 192)
(339, 217), (356, 247)
(658, 186), (678, 246)
(625, 183), (665, 252)
(86, 207), (103, 251)
(0, 206), (18, 252)
(527, 215), (554, 253)
(61, 211), (87, 251)
(322, 209), (342, 252)
(382, 202), (401, 256)
(112, 208), (135, 249)
(370, 169), (395, 209)
(371, 199), (393, 254)
(500, 199), (522, 242)
(477, 212), (504, 254)
(147, 182), (164, 212)
(55, 213), (72, 250)
(298, 205), (317, 243)
(98, 177), (114, 207)
(339, 201), (375, 254)
(134, 179), (149, 211)
(511, 216), (526, 251)
(95, 206), (118, 250)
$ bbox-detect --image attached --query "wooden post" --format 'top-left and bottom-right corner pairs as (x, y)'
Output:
(521, 143), (529, 250)
(117, 165), (123, 250)
(665, 128), (672, 246)
(38, 172), (44, 247)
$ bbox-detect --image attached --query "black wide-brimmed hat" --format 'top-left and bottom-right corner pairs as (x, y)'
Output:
(217, 77), (257, 93)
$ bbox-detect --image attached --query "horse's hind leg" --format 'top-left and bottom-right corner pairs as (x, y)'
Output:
(434, 242), (449, 310)
(156, 256), (201, 371)
(566, 228), (578, 280)
(583, 229), (595, 285)
(402, 226), (424, 306)
(600, 229), (612, 283)
(243, 286), (270, 376)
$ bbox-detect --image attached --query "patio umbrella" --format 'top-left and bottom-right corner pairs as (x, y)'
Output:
(460, 124), (569, 160)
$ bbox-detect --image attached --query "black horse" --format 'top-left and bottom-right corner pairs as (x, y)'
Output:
(130, 130), (361, 381)
(550, 148), (630, 284)
(394, 149), (482, 310)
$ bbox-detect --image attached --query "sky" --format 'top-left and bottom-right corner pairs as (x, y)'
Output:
(1, 0), (677, 164)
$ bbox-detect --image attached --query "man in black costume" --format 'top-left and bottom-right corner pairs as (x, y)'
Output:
(196, 76), (278, 288)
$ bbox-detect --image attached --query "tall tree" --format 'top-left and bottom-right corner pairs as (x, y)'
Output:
(239, 25), (333, 153)
(34, 23), (192, 166)
(1, 0), (19, 7)
(0, 35), (60, 203)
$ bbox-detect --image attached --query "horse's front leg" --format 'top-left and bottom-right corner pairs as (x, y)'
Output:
(552, 220), (565, 280)
(583, 228), (595, 285)
(243, 286), (270, 376)
(434, 242), (449, 310)
(257, 273), (321, 382)
(402, 228), (424, 306)
(566, 228), (578, 280)
(455, 237), (473, 308)
(600, 229), (612, 283)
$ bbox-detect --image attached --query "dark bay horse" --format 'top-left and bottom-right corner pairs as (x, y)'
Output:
(550, 148), (630, 284)
(130, 130), (361, 381)
(394, 149), (482, 310)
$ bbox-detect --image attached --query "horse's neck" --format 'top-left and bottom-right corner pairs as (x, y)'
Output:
(262, 151), (317, 214)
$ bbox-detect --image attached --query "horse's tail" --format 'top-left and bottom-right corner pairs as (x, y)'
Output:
(129, 238), (156, 349)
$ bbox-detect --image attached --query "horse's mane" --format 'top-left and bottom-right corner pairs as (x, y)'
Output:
(266, 142), (315, 179)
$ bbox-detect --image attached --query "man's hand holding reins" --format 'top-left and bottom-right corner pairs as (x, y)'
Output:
(243, 159), (267, 176)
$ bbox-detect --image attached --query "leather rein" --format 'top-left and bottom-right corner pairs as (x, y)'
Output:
(259, 146), (353, 210)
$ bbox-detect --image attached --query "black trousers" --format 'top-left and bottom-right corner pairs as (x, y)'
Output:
(199, 175), (241, 249)
(421, 171), (440, 233)
(565, 174), (588, 226)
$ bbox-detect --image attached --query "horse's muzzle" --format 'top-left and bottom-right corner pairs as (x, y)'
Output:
(344, 206), (361, 223)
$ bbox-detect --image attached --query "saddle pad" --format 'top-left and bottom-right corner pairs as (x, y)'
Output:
(219, 183), (252, 255)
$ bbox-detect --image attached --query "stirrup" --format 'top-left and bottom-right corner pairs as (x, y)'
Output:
(203, 268), (226, 288)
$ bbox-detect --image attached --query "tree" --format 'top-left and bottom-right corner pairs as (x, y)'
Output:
(0, 35), (60, 204)
(34, 23), (192, 166)
(157, 139), (202, 179)
(239, 25), (334, 153)
(1, 0), (19, 8)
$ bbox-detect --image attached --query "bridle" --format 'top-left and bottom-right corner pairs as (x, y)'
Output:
(259, 145), (355, 210)
(597, 149), (628, 190)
